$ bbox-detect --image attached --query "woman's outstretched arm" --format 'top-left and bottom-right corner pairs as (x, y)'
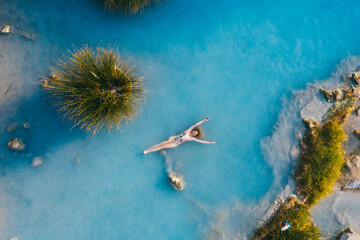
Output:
(190, 138), (216, 144)
(185, 117), (209, 133)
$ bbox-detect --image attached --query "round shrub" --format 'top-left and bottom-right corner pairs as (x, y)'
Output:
(44, 46), (145, 134)
(102, 0), (162, 14)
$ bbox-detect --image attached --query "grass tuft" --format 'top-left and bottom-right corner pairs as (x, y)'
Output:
(250, 197), (321, 240)
(295, 99), (355, 206)
(102, 0), (162, 14)
(44, 46), (145, 134)
(251, 96), (356, 239)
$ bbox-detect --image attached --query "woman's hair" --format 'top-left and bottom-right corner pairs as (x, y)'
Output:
(192, 127), (204, 138)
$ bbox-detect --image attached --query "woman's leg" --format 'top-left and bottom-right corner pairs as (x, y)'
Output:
(144, 139), (178, 154)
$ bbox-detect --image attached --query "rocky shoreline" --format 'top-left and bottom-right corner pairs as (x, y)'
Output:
(252, 68), (360, 239)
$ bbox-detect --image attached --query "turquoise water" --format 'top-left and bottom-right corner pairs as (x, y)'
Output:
(1, 0), (360, 239)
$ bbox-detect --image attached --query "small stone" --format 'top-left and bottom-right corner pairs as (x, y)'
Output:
(354, 129), (360, 141)
(9, 238), (19, 240)
(1, 25), (10, 33)
(31, 157), (43, 167)
(22, 122), (31, 129)
(7, 138), (25, 151)
(21, 32), (36, 41)
(7, 122), (18, 132)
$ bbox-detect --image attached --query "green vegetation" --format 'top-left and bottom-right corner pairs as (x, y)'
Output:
(102, 0), (162, 14)
(295, 98), (355, 206)
(44, 46), (145, 134)
(250, 197), (321, 240)
(251, 96), (356, 240)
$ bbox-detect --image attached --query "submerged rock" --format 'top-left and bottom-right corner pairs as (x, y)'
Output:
(7, 138), (25, 151)
(7, 122), (18, 132)
(22, 122), (31, 129)
(31, 157), (43, 167)
(337, 227), (360, 240)
(1, 25), (10, 33)
(21, 32), (36, 41)
(74, 156), (81, 165)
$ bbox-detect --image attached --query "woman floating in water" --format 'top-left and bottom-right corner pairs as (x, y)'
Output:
(143, 118), (216, 154)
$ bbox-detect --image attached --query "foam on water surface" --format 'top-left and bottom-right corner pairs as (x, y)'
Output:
(1, 0), (360, 239)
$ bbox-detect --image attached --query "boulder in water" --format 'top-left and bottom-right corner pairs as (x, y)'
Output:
(1, 25), (10, 33)
(22, 122), (31, 129)
(7, 138), (25, 151)
(168, 173), (185, 191)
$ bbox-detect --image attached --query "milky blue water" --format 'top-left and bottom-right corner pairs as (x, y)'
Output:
(1, 0), (360, 239)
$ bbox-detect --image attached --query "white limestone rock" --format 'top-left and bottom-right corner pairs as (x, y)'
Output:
(7, 138), (25, 151)
(168, 172), (185, 191)
(1, 25), (10, 33)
